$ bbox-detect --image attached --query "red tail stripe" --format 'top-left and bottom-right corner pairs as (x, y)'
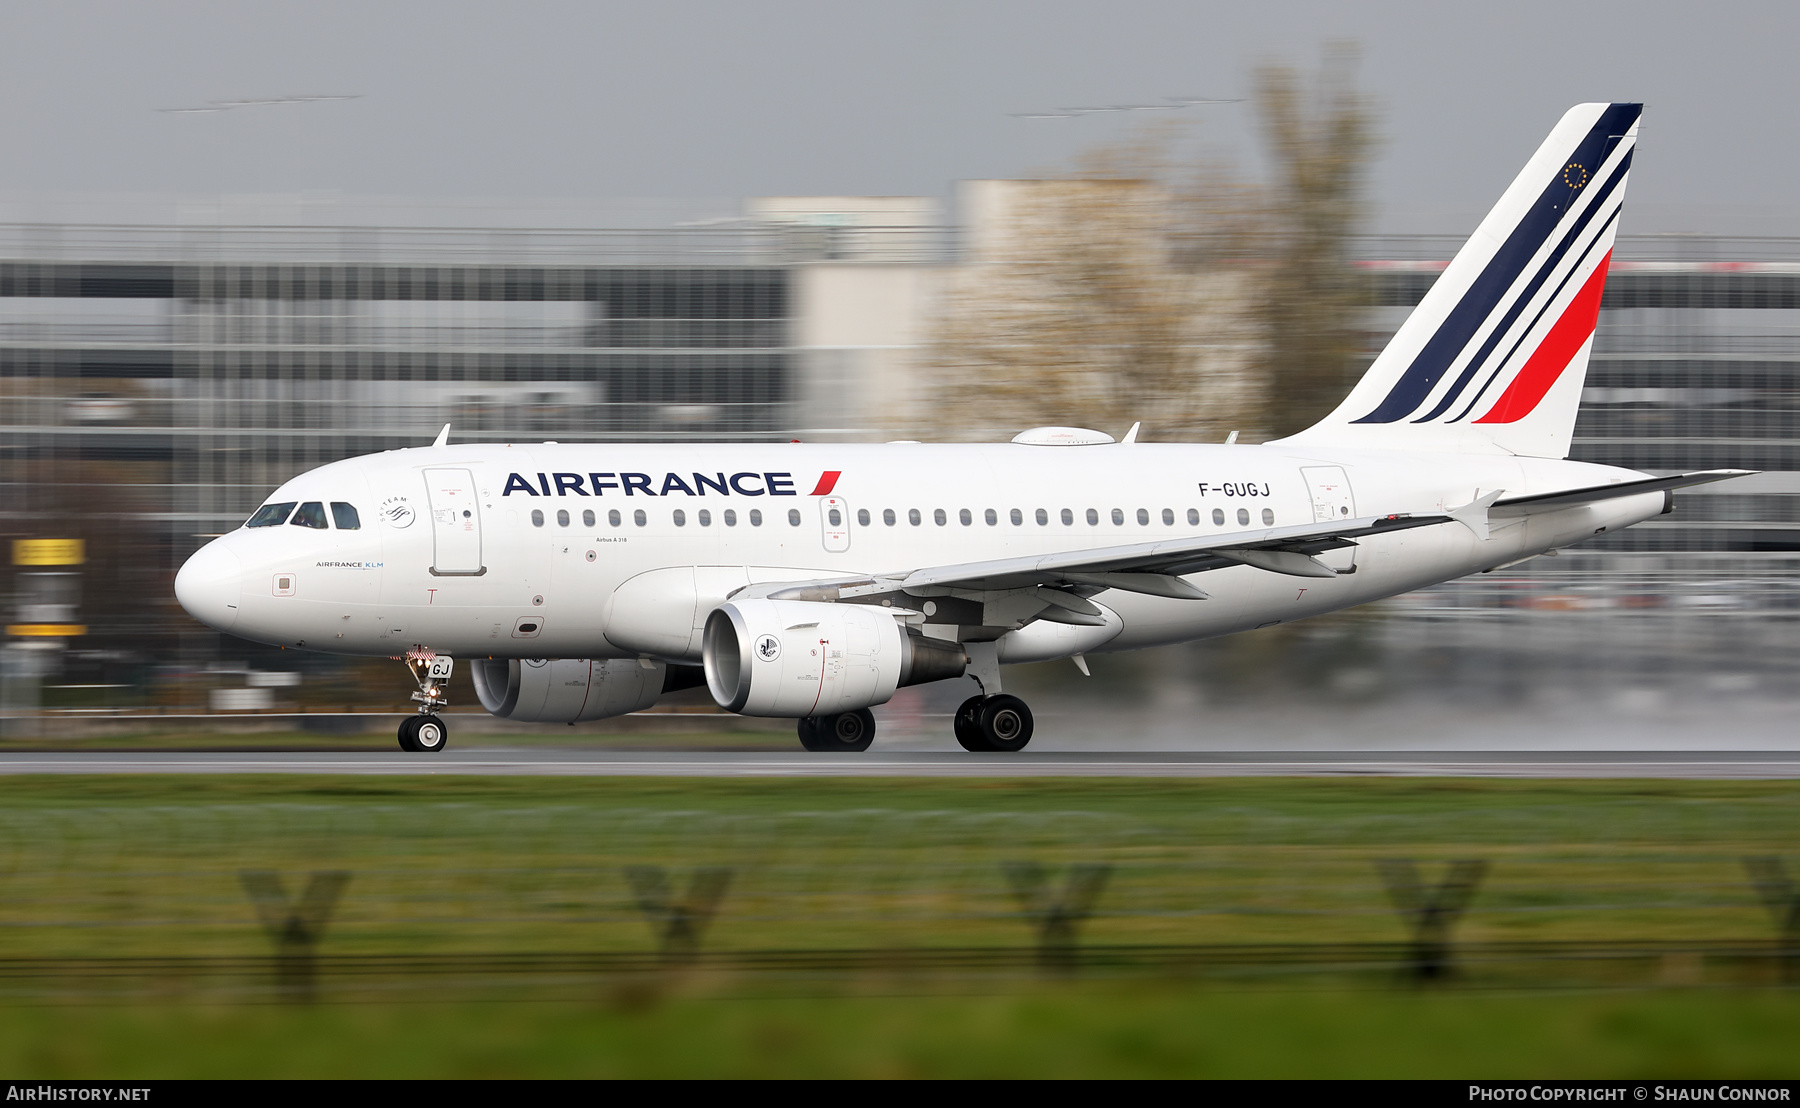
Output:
(1473, 251), (1612, 425)
(810, 471), (842, 496)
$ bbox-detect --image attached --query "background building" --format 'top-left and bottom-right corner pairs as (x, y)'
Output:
(1, 195), (1796, 733)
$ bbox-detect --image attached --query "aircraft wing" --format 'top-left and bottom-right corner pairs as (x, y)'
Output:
(736, 470), (1754, 621)
(739, 512), (1454, 611)
(887, 512), (1448, 594)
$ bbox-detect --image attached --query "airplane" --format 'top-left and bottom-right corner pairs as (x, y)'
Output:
(174, 102), (1748, 754)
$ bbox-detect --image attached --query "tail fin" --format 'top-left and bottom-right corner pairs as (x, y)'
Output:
(1278, 102), (1641, 458)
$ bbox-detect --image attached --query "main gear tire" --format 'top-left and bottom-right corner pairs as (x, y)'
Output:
(800, 709), (876, 752)
(975, 694), (1033, 752)
(953, 695), (991, 751)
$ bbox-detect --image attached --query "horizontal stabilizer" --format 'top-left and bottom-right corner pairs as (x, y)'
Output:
(1494, 469), (1752, 514)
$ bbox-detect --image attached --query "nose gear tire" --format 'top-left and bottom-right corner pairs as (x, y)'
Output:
(413, 715), (448, 752)
(397, 715), (420, 752)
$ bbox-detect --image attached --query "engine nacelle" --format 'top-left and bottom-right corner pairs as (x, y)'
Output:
(703, 599), (966, 717)
(470, 657), (664, 723)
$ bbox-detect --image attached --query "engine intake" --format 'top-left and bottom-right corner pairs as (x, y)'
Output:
(470, 657), (664, 723)
(702, 599), (966, 717)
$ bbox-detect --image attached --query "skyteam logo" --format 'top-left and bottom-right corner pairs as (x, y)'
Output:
(1352, 103), (1638, 427)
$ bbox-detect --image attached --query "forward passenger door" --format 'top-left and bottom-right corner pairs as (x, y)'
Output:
(423, 467), (485, 576)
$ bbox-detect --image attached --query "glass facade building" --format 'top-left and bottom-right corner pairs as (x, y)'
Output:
(3, 216), (1797, 724)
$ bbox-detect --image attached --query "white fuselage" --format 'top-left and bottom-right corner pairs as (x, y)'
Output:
(175, 440), (1664, 666)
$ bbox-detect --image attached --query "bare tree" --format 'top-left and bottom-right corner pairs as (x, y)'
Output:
(1255, 44), (1377, 437)
(923, 132), (1263, 443)
(921, 47), (1375, 444)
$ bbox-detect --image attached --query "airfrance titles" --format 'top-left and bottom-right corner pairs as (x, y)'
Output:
(503, 472), (801, 497)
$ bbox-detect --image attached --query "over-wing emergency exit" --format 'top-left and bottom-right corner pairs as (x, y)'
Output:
(174, 103), (1749, 753)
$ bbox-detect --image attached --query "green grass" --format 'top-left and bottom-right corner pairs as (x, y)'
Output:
(2, 987), (1798, 1078)
(0, 776), (1796, 955)
(0, 774), (1797, 1076)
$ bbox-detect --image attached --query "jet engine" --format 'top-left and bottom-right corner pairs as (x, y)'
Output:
(470, 657), (665, 723)
(702, 599), (966, 717)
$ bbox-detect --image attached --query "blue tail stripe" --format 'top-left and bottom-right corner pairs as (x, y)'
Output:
(1446, 204), (1621, 423)
(1351, 103), (1640, 424)
(1409, 148), (1632, 423)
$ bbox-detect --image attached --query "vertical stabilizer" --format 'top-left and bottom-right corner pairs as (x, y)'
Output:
(1277, 103), (1640, 458)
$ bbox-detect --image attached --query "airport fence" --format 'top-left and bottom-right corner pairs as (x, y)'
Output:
(0, 802), (1794, 1001)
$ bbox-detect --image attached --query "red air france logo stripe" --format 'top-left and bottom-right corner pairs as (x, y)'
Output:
(1473, 250), (1611, 425)
(810, 471), (842, 496)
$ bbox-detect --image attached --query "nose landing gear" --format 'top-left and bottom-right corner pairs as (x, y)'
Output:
(397, 650), (452, 753)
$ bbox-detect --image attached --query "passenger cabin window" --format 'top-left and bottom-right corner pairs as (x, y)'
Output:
(985, 508), (998, 526)
(934, 509), (947, 526)
(556, 509), (570, 527)
(633, 509), (647, 527)
(787, 509), (801, 526)
(672, 509), (687, 527)
(1111, 508), (1125, 526)
(247, 502), (297, 528)
(290, 502), (329, 529)
(1086, 508), (1099, 526)
(1263, 508), (1275, 526)
(1188, 508), (1200, 526)
(857, 508), (870, 526)
(1162, 508), (1175, 526)
(699, 509), (712, 526)
(582, 509), (596, 527)
(1062, 508), (1074, 526)
(609, 509), (622, 527)
(827, 508), (842, 526)
(531, 509), (545, 527)
(910, 509), (922, 526)
(330, 502), (361, 530)
(883, 509), (896, 526)
(1213, 509), (1225, 525)
(724, 509), (737, 526)
(1237, 508), (1250, 526)
(959, 509), (973, 526)
(1136, 508), (1150, 526)
(749, 509), (763, 526)
(1035, 508), (1047, 526)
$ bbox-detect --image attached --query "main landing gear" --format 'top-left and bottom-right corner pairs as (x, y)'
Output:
(953, 694), (1034, 752)
(798, 708), (876, 752)
(396, 650), (452, 754)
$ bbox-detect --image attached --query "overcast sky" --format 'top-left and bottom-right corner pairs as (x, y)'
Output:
(0, 0), (1793, 232)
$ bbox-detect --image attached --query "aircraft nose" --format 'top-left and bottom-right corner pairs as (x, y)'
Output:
(175, 541), (242, 632)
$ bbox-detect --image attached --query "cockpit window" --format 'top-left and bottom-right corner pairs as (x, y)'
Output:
(246, 502), (297, 528)
(290, 501), (329, 529)
(330, 502), (361, 530)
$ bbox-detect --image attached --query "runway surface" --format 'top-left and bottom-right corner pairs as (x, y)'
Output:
(0, 749), (1796, 778)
